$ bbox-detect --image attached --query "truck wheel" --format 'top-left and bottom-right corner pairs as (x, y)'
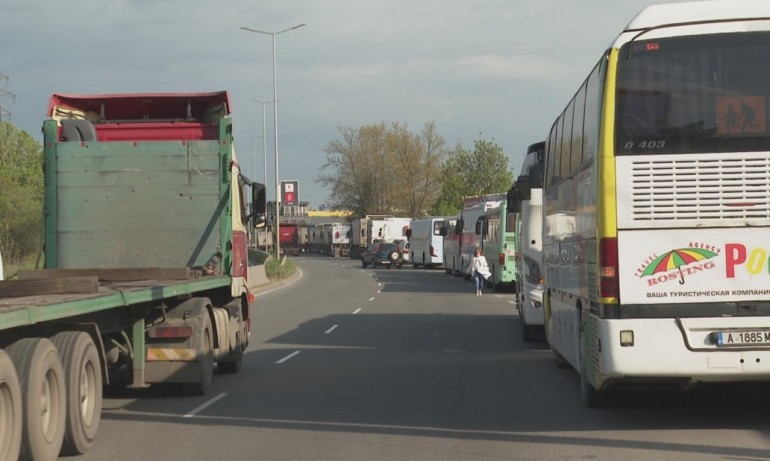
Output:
(51, 332), (102, 455)
(6, 338), (66, 461)
(0, 349), (21, 461)
(216, 308), (243, 374)
(192, 314), (214, 396)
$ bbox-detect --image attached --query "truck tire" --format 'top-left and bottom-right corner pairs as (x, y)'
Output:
(0, 349), (21, 461)
(214, 307), (242, 374)
(51, 332), (102, 455)
(6, 338), (66, 461)
(191, 314), (214, 396)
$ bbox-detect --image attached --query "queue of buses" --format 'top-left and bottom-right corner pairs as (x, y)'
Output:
(305, 0), (770, 408)
(517, 0), (770, 407)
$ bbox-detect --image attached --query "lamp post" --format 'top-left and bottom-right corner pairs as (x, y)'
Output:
(241, 23), (306, 259)
(236, 135), (261, 248)
(249, 99), (272, 194)
(249, 99), (273, 252)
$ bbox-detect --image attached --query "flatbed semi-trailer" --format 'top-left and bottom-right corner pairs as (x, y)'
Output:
(0, 91), (266, 461)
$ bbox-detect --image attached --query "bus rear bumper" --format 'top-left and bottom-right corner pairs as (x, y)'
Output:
(597, 316), (770, 383)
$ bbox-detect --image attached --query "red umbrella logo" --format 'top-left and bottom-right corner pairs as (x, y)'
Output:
(640, 247), (718, 285)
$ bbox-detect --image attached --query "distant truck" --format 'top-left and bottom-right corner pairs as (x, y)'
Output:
(349, 215), (393, 259)
(0, 92), (266, 460)
(278, 224), (301, 256)
(371, 217), (411, 245)
(349, 216), (410, 259)
(279, 223), (307, 256)
(318, 222), (351, 257)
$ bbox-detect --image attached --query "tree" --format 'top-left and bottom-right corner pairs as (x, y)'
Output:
(0, 122), (43, 265)
(317, 123), (390, 215)
(431, 138), (514, 215)
(318, 122), (447, 217)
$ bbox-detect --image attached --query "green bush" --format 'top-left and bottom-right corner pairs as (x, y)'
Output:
(265, 256), (296, 280)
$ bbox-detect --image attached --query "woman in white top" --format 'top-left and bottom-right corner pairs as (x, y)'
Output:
(467, 247), (491, 296)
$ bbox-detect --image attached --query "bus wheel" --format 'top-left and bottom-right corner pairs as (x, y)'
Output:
(51, 331), (102, 455)
(522, 322), (536, 343)
(0, 349), (21, 461)
(7, 338), (66, 461)
(579, 324), (608, 408)
(580, 366), (608, 408)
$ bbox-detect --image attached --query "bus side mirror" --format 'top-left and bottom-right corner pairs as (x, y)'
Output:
(454, 219), (464, 235)
(438, 226), (447, 237)
(507, 187), (520, 213)
(517, 176), (532, 201)
(405, 228), (413, 238)
(475, 219), (488, 237)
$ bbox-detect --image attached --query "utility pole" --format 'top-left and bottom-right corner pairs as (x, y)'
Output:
(0, 74), (15, 121)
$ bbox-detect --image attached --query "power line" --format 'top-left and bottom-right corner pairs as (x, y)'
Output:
(0, 73), (16, 121)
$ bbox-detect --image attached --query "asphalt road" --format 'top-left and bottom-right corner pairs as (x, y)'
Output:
(81, 255), (770, 461)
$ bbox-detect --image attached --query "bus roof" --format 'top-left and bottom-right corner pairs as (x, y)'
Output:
(625, 0), (770, 32)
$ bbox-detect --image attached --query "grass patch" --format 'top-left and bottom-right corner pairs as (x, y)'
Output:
(2, 253), (42, 280)
(265, 256), (297, 280)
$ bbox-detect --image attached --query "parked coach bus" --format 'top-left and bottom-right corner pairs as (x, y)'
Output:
(509, 141), (545, 341)
(475, 200), (517, 292)
(542, 0), (770, 406)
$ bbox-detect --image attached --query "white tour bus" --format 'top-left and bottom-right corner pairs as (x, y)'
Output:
(408, 217), (445, 268)
(508, 141), (545, 341)
(542, 0), (770, 406)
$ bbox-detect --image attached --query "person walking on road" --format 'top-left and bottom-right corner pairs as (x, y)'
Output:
(467, 247), (491, 296)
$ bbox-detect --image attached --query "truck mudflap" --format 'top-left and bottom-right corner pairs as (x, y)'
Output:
(142, 298), (213, 393)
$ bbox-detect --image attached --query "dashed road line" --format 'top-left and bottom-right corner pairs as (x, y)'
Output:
(184, 392), (228, 418)
(353, 308), (362, 314)
(276, 350), (302, 364)
(324, 324), (339, 334)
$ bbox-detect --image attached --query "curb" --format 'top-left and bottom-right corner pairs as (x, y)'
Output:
(251, 267), (303, 297)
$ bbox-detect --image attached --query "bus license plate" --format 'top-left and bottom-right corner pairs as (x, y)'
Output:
(717, 331), (770, 347)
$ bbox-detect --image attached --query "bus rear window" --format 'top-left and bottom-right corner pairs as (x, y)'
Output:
(616, 32), (770, 155)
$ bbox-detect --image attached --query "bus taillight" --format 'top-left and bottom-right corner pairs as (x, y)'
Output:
(499, 253), (505, 265)
(599, 237), (619, 298)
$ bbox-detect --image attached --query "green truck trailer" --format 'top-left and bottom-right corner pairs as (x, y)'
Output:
(0, 91), (266, 461)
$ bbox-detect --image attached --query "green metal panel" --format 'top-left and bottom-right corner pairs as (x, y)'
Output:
(43, 120), (59, 268)
(53, 139), (224, 269)
(218, 118), (233, 275)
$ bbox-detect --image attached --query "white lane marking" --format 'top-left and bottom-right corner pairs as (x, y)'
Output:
(508, 300), (515, 304)
(184, 392), (228, 418)
(353, 308), (362, 314)
(378, 282), (382, 287)
(276, 350), (302, 364)
(324, 324), (339, 334)
(368, 297), (375, 302)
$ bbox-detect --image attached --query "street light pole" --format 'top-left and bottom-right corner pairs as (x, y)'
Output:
(241, 23), (305, 260)
(249, 99), (272, 196)
(249, 99), (273, 252)
(235, 136), (259, 246)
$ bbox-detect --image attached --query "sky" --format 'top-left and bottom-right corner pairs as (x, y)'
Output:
(0, 0), (691, 209)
